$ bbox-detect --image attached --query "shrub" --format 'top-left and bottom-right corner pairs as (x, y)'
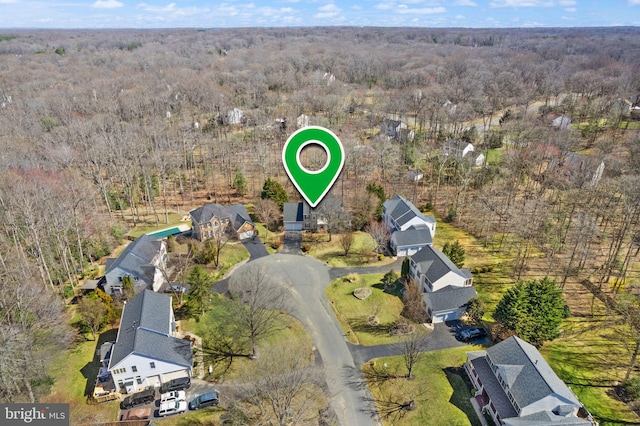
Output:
(378, 254), (385, 261)
(301, 244), (311, 252)
(623, 377), (640, 400)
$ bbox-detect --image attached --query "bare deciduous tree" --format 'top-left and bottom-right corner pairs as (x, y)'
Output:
(365, 220), (390, 254)
(399, 328), (429, 379)
(339, 230), (355, 257)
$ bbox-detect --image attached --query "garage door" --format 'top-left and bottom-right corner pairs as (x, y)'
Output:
(239, 230), (254, 240)
(285, 223), (303, 231)
(434, 311), (459, 323)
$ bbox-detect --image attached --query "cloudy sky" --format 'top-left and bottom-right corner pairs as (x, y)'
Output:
(0, 0), (639, 29)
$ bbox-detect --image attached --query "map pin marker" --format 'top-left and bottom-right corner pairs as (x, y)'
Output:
(282, 126), (345, 208)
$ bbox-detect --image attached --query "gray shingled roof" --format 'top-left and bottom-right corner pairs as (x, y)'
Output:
(189, 203), (230, 224)
(410, 245), (467, 283)
(383, 194), (435, 228)
(470, 353), (518, 419)
(424, 285), (477, 312)
(227, 204), (254, 232)
(392, 225), (432, 247)
(105, 235), (163, 289)
(503, 410), (590, 425)
(109, 290), (192, 369)
(486, 337), (581, 410)
(283, 202), (304, 223)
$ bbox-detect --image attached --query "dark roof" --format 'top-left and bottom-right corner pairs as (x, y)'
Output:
(226, 204), (254, 232)
(392, 225), (432, 247)
(105, 235), (163, 288)
(424, 285), (477, 312)
(503, 411), (590, 425)
(189, 203), (230, 224)
(109, 290), (192, 369)
(486, 337), (581, 410)
(283, 202), (304, 223)
(469, 352), (519, 419)
(410, 245), (467, 283)
(383, 194), (435, 227)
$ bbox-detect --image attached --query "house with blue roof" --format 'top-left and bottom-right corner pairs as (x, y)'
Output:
(108, 290), (193, 394)
(465, 336), (593, 426)
(99, 234), (168, 296)
(409, 245), (475, 323)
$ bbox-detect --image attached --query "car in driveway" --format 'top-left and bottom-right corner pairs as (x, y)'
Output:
(455, 327), (488, 342)
(160, 376), (191, 394)
(164, 284), (187, 294)
(160, 390), (186, 403)
(119, 388), (155, 409)
(158, 400), (188, 417)
(188, 391), (220, 410)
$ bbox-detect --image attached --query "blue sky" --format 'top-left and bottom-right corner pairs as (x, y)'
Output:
(0, 0), (638, 29)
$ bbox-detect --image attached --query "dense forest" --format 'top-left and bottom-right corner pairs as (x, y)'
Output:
(0, 26), (639, 416)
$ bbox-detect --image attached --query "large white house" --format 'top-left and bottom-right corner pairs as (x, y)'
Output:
(108, 290), (193, 394)
(100, 234), (168, 296)
(465, 336), (593, 426)
(409, 245), (476, 323)
(382, 194), (436, 237)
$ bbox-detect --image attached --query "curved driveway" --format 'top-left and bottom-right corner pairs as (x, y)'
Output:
(239, 254), (379, 426)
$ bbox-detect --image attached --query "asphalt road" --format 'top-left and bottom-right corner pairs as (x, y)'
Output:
(241, 254), (379, 426)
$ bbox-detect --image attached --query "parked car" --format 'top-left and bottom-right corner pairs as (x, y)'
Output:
(121, 407), (152, 421)
(164, 284), (186, 294)
(158, 400), (188, 417)
(456, 327), (488, 342)
(159, 376), (191, 394)
(188, 392), (220, 410)
(160, 390), (186, 404)
(119, 388), (155, 410)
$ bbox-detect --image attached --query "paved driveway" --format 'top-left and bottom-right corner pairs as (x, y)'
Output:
(242, 237), (269, 260)
(238, 254), (379, 426)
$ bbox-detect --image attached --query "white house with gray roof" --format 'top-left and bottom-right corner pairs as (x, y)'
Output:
(382, 194), (436, 237)
(108, 290), (192, 394)
(99, 234), (168, 296)
(409, 245), (475, 323)
(389, 224), (433, 257)
(465, 336), (592, 426)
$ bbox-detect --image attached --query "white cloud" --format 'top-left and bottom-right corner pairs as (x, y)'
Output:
(561, 15), (574, 20)
(93, 0), (123, 8)
(454, 0), (477, 5)
(490, 0), (554, 7)
(137, 3), (175, 12)
(558, 0), (576, 5)
(396, 5), (446, 14)
(630, 0), (640, 5)
(0, 0), (19, 3)
(375, 2), (394, 10)
(314, 3), (341, 18)
(564, 7), (576, 12)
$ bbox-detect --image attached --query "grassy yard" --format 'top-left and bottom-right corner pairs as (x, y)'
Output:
(325, 273), (407, 345)
(154, 407), (225, 425)
(306, 231), (396, 268)
(44, 330), (120, 424)
(364, 345), (483, 426)
(180, 293), (312, 381)
(126, 212), (189, 238)
(541, 315), (640, 426)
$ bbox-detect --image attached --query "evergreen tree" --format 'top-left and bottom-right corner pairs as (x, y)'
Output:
(187, 266), (214, 316)
(261, 178), (288, 209)
(493, 277), (568, 347)
(121, 275), (135, 299)
(232, 169), (247, 196)
(442, 240), (465, 269)
(382, 269), (399, 288)
(401, 257), (410, 279)
(466, 297), (485, 324)
(366, 182), (386, 219)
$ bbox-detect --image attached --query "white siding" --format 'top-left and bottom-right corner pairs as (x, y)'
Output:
(111, 353), (191, 394)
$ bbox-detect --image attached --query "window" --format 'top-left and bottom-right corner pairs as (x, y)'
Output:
(131, 366), (137, 373)
(150, 362), (156, 369)
(136, 376), (142, 385)
(113, 368), (126, 375)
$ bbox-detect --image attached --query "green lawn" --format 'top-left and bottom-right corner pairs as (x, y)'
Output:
(45, 330), (120, 424)
(154, 407), (224, 425)
(307, 231), (396, 268)
(127, 212), (188, 238)
(253, 222), (279, 254)
(325, 274), (407, 345)
(212, 242), (250, 280)
(486, 148), (504, 165)
(364, 345), (483, 426)
(541, 316), (640, 426)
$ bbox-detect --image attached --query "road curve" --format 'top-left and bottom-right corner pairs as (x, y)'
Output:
(237, 253), (379, 426)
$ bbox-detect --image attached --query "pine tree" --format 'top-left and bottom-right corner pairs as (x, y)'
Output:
(366, 182), (386, 219)
(442, 240), (465, 269)
(261, 178), (288, 209)
(232, 169), (247, 196)
(493, 277), (568, 347)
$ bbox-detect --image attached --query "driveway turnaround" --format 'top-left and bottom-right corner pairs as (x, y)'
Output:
(238, 254), (379, 426)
